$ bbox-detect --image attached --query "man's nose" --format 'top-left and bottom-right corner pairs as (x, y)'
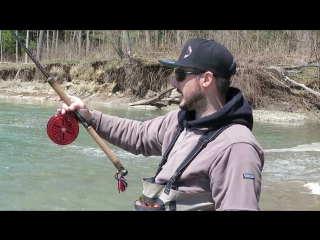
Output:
(171, 78), (178, 87)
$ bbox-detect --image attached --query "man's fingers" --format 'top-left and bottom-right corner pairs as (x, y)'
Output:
(57, 102), (72, 114)
(57, 107), (67, 115)
(57, 95), (84, 115)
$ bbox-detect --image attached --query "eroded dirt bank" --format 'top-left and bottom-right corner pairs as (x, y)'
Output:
(1, 58), (320, 124)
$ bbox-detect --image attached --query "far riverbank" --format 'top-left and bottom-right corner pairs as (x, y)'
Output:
(0, 88), (317, 125)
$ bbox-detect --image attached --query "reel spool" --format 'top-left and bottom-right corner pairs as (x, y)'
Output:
(47, 113), (79, 145)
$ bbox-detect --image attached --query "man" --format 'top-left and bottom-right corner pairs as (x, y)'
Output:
(58, 38), (264, 211)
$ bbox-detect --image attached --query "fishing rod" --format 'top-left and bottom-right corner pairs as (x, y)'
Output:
(10, 30), (128, 192)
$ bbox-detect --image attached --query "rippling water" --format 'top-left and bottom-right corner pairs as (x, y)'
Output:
(1, 97), (320, 210)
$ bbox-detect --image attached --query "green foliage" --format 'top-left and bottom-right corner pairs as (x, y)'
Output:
(1, 30), (39, 55)
(1, 30), (16, 54)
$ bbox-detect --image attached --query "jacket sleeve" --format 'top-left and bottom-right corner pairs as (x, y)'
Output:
(208, 142), (264, 211)
(88, 109), (180, 156)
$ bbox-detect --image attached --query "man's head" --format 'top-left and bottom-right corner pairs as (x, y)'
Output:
(159, 38), (236, 80)
(158, 38), (236, 113)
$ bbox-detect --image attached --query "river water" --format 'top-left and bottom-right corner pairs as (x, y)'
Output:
(1, 97), (320, 211)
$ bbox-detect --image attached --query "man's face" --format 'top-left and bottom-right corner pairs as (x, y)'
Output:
(171, 67), (205, 111)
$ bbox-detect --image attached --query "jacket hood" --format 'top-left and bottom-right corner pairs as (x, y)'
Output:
(181, 87), (253, 131)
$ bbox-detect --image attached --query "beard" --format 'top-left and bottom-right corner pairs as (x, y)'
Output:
(179, 82), (205, 111)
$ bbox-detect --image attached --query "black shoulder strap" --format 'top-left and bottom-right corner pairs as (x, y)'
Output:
(164, 123), (235, 195)
(154, 111), (185, 177)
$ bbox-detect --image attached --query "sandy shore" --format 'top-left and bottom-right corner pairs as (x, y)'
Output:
(0, 89), (318, 125)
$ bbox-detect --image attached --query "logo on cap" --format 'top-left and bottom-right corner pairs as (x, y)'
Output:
(183, 46), (192, 58)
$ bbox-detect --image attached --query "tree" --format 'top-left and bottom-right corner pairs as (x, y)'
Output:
(154, 30), (159, 50)
(36, 30), (45, 61)
(78, 30), (83, 56)
(52, 30), (55, 57)
(86, 30), (90, 56)
(122, 30), (131, 55)
(176, 30), (182, 46)
(0, 30), (3, 63)
(55, 30), (59, 56)
(162, 30), (166, 49)
(25, 30), (29, 63)
(145, 30), (151, 50)
(15, 30), (19, 63)
(46, 30), (49, 59)
(106, 30), (124, 59)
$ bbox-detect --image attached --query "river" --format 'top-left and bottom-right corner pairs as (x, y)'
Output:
(1, 97), (320, 210)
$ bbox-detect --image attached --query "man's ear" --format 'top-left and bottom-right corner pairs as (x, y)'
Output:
(202, 72), (214, 88)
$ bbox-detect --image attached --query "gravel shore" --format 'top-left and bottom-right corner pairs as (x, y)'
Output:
(252, 110), (312, 125)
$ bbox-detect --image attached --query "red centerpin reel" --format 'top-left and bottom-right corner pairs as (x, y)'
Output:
(47, 113), (79, 145)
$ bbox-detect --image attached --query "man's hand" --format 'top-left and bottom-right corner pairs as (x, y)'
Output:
(56, 95), (93, 122)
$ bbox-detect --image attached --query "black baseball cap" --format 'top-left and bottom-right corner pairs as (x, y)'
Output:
(159, 38), (237, 79)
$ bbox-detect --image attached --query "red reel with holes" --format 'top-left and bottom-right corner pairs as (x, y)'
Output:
(47, 114), (79, 145)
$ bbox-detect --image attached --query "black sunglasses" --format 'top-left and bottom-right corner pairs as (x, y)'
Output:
(174, 69), (204, 82)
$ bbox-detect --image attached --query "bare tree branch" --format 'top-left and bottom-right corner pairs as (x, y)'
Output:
(129, 87), (174, 106)
(268, 66), (320, 98)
